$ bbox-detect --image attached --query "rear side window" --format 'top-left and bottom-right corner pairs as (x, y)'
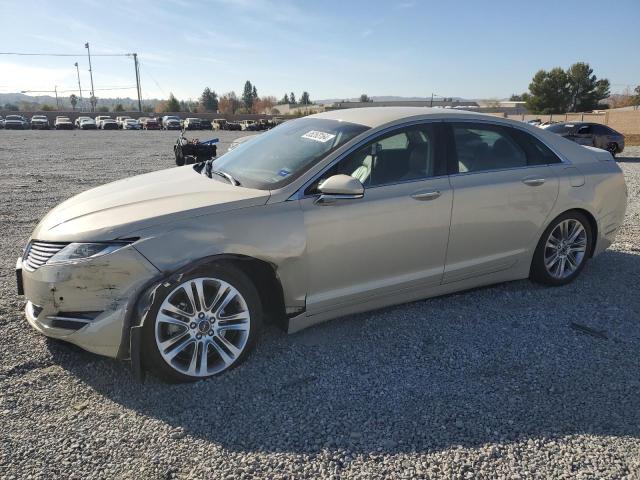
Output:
(592, 124), (615, 135)
(450, 123), (527, 173)
(509, 128), (562, 165)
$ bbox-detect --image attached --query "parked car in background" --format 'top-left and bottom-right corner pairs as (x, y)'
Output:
(116, 116), (132, 128)
(76, 116), (97, 129)
(199, 119), (213, 130)
(141, 117), (160, 130)
(256, 119), (274, 131)
(4, 115), (29, 129)
(526, 119), (542, 126)
(30, 115), (50, 130)
(545, 122), (625, 156)
(226, 121), (242, 131)
(54, 116), (74, 130)
(183, 118), (201, 130)
(16, 107), (628, 382)
(95, 116), (112, 129)
(239, 120), (258, 131)
(123, 119), (141, 130)
(162, 115), (182, 130)
(101, 118), (119, 130)
(0, 116), (4, 129)
(213, 118), (228, 130)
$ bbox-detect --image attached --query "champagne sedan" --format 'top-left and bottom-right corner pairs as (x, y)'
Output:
(17, 108), (627, 382)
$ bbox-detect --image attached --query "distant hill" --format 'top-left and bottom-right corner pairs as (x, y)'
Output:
(314, 96), (467, 105)
(0, 92), (162, 110)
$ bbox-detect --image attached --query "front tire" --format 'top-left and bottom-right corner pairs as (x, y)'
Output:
(530, 211), (593, 286)
(142, 264), (262, 383)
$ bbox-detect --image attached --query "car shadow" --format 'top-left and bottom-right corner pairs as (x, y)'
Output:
(617, 154), (640, 163)
(47, 249), (640, 455)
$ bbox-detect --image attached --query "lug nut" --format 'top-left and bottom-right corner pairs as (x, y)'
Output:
(190, 322), (197, 329)
(208, 330), (214, 336)
(198, 312), (205, 319)
(196, 333), (202, 340)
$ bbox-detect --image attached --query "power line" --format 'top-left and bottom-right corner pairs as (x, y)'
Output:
(22, 86), (136, 94)
(0, 51), (131, 57)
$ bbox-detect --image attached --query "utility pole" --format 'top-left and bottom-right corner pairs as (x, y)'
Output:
(132, 53), (142, 112)
(54, 85), (59, 109)
(85, 42), (96, 112)
(74, 62), (83, 111)
(430, 92), (434, 107)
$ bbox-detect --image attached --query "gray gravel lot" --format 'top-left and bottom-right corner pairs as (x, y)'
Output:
(0, 131), (639, 479)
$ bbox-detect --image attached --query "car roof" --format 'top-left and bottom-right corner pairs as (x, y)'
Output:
(310, 106), (491, 128)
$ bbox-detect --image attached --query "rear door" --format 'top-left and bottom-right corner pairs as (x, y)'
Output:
(443, 122), (560, 283)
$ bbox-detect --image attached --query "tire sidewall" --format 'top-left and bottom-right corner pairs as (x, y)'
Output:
(141, 263), (263, 383)
(531, 211), (593, 286)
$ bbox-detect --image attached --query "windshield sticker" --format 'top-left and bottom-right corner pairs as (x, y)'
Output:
(301, 130), (336, 143)
(278, 168), (291, 177)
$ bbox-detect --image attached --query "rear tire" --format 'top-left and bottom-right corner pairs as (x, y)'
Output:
(530, 211), (593, 286)
(142, 264), (263, 383)
(606, 142), (618, 157)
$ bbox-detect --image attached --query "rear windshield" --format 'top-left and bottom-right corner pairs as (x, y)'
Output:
(209, 117), (369, 189)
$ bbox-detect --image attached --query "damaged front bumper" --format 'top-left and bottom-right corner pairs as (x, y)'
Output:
(19, 245), (161, 358)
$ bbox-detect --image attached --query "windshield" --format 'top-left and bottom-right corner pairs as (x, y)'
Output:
(208, 117), (369, 189)
(546, 123), (574, 134)
(7, 115), (21, 120)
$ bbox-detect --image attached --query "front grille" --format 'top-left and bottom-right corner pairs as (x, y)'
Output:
(23, 241), (69, 271)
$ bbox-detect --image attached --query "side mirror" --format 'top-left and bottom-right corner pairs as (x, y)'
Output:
(316, 174), (364, 205)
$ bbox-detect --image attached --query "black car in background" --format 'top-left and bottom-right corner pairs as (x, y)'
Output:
(198, 119), (212, 130)
(544, 122), (625, 157)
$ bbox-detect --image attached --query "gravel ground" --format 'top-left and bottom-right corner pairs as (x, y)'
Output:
(0, 131), (639, 479)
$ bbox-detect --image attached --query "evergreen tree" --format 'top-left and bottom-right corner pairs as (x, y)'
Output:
(199, 87), (219, 112)
(242, 81), (254, 110)
(164, 93), (180, 112)
(300, 91), (311, 105)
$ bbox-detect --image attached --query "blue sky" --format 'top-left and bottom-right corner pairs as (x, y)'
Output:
(0, 0), (638, 101)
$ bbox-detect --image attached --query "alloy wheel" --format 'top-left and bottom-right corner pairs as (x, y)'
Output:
(544, 219), (587, 279)
(154, 277), (251, 377)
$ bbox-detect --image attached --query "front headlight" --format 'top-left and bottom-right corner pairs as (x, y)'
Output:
(48, 242), (132, 264)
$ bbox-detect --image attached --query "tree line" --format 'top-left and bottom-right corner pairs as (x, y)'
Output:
(152, 81), (314, 115)
(509, 62), (635, 114)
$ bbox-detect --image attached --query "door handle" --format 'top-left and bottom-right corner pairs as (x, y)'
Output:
(411, 190), (441, 201)
(522, 178), (545, 186)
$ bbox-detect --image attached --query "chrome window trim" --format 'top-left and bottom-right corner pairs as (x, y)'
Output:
(290, 119), (444, 201)
(290, 116), (570, 201)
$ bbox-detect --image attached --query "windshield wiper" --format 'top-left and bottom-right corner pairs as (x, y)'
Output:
(211, 169), (240, 186)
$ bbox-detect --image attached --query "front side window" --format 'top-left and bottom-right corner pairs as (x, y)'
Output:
(576, 125), (592, 135)
(307, 123), (442, 193)
(210, 117), (369, 189)
(451, 123), (527, 173)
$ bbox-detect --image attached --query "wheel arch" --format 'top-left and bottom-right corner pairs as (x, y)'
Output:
(540, 207), (599, 258)
(123, 253), (288, 378)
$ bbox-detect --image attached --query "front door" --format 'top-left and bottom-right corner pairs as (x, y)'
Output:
(299, 123), (453, 315)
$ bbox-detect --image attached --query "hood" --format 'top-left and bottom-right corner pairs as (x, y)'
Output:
(32, 166), (271, 242)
